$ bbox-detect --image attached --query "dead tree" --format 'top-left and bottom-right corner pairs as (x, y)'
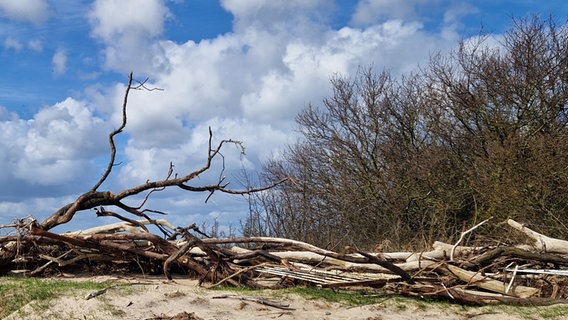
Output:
(40, 73), (287, 232)
(0, 72), (288, 280)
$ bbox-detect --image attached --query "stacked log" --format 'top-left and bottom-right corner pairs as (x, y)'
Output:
(2, 218), (568, 305)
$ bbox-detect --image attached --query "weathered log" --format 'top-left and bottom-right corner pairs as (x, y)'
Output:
(446, 289), (568, 306)
(393, 241), (485, 262)
(64, 219), (175, 235)
(403, 284), (566, 305)
(443, 264), (540, 298)
(164, 240), (195, 280)
(467, 246), (568, 267)
(230, 247), (420, 266)
(230, 247), (437, 274)
(507, 219), (568, 254)
(204, 237), (414, 283)
(31, 228), (170, 260)
(29, 228), (217, 281)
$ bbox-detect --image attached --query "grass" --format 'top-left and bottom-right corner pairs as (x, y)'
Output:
(211, 285), (568, 319)
(0, 276), (108, 318)
(537, 305), (568, 319)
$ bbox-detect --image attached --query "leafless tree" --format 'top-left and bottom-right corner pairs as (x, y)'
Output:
(40, 73), (288, 233)
(248, 16), (568, 249)
(0, 73), (288, 280)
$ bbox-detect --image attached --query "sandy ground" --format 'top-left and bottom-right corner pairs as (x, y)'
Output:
(4, 275), (567, 320)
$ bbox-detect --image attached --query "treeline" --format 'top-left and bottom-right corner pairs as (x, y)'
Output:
(243, 17), (568, 249)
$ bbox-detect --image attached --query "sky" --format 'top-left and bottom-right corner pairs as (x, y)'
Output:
(1, 0), (567, 234)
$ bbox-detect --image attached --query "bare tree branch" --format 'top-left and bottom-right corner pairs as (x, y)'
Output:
(38, 73), (289, 231)
(91, 72), (134, 192)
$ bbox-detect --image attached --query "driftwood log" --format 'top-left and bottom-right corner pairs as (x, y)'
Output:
(507, 219), (568, 254)
(4, 216), (568, 305)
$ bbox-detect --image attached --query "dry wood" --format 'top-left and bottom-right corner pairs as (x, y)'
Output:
(392, 241), (485, 262)
(507, 219), (568, 254)
(399, 282), (566, 305)
(467, 246), (568, 267)
(164, 240), (195, 281)
(230, 247), (436, 272)
(450, 217), (492, 261)
(443, 264), (540, 298)
(64, 219), (176, 235)
(446, 288), (568, 306)
(202, 236), (414, 282)
(5, 217), (568, 305)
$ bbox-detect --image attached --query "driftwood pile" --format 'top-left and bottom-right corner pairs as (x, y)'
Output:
(2, 217), (568, 306)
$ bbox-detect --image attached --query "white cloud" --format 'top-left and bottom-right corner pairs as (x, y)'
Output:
(52, 48), (67, 75)
(221, 0), (331, 30)
(87, 0), (171, 73)
(0, 196), (74, 225)
(0, 98), (109, 186)
(88, 0), (167, 40)
(351, 0), (434, 26)
(3, 37), (22, 51)
(0, 0), (48, 24)
(3, 37), (44, 53)
(441, 3), (479, 40)
(0, 106), (18, 121)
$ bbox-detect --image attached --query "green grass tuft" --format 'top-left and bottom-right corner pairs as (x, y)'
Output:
(0, 277), (108, 318)
(286, 287), (389, 306)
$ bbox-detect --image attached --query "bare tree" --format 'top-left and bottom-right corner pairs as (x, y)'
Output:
(40, 73), (288, 232)
(0, 73), (288, 280)
(249, 16), (568, 249)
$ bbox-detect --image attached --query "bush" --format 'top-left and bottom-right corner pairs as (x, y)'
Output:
(247, 16), (568, 250)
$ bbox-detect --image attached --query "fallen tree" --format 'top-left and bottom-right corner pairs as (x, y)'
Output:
(3, 215), (568, 305)
(2, 74), (568, 306)
(0, 73), (288, 281)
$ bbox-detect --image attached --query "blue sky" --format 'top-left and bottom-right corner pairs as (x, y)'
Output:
(1, 0), (567, 233)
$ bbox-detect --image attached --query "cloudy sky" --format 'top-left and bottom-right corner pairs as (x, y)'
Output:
(1, 0), (567, 234)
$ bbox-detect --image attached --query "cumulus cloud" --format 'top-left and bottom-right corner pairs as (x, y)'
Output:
(0, 0), (48, 24)
(87, 0), (171, 73)
(52, 48), (67, 75)
(0, 196), (75, 226)
(0, 106), (18, 121)
(0, 98), (109, 188)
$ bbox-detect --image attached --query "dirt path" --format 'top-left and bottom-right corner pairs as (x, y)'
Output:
(4, 275), (564, 320)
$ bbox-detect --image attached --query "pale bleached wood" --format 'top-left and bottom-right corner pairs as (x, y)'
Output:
(230, 247), (436, 272)
(445, 264), (539, 298)
(507, 219), (568, 254)
(402, 241), (483, 262)
(451, 217), (492, 261)
(64, 219), (176, 235)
